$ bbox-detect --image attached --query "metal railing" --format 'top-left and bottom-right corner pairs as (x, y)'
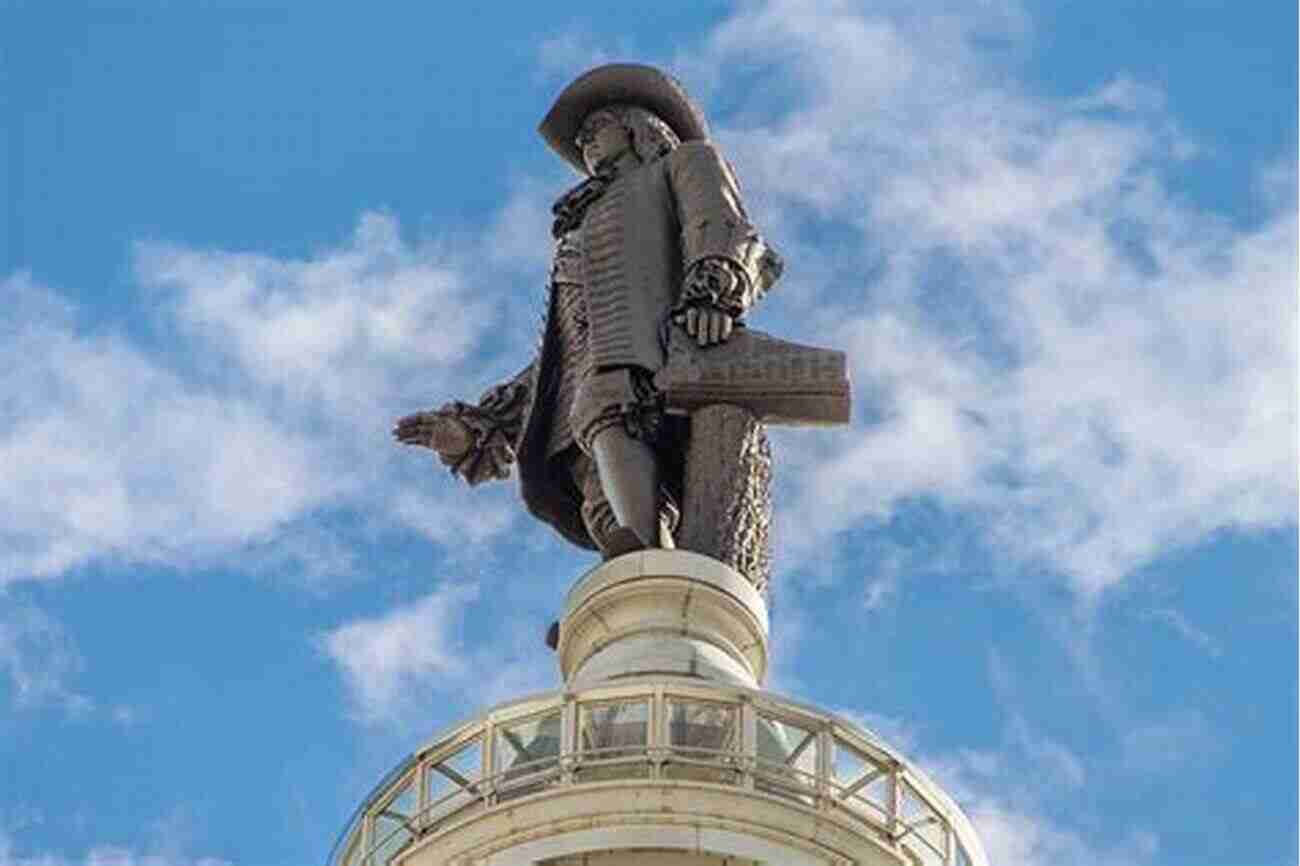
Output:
(328, 680), (986, 866)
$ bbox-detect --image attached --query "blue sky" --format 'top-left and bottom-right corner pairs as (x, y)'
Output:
(1, 1), (1295, 865)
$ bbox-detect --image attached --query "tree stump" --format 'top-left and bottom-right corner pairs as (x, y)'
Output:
(679, 404), (772, 593)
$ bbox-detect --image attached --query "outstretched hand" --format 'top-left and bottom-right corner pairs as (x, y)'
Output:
(393, 410), (474, 459)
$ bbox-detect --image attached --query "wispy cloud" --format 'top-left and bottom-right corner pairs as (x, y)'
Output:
(0, 603), (144, 724)
(1141, 607), (1223, 657)
(825, 697), (1166, 866)
(136, 212), (495, 420)
(890, 712), (1159, 866)
(1, 205), (538, 587)
(861, 544), (905, 612)
(536, 32), (614, 83)
(7, 0), (1290, 606)
(832, 707), (920, 754)
(0, 274), (337, 584)
(985, 650), (1089, 792)
(965, 796), (1159, 866)
(664, 0), (1297, 596)
(319, 582), (557, 726)
(0, 604), (91, 715)
(0, 832), (231, 866)
(1118, 708), (1218, 776)
(915, 642), (1228, 863)
(319, 583), (478, 723)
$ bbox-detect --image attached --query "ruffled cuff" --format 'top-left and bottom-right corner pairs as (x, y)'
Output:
(675, 257), (756, 317)
(436, 404), (516, 486)
(439, 373), (530, 485)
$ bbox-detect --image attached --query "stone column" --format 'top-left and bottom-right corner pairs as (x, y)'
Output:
(555, 549), (769, 689)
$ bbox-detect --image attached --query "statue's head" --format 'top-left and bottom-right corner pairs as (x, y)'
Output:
(576, 103), (681, 175)
(540, 63), (708, 175)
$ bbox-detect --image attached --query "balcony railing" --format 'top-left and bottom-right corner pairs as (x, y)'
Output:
(328, 679), (986, 866)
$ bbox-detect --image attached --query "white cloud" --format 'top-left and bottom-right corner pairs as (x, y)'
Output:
(0, 833), (231, 866)
(881, 644), (1230, 865)
(967, 799), (1158, 866)
(319, 583), (477, 723)
(673, 0), (1297, 595)
(833, 707), (919, 754)
(485, 177), (565, 273)
(319, 583), (557, 726)
(908, 734), (1158, 866)
(861, 572), (897, 612)
(1071, 76), (1167, 116)
(535, 31), (619, 83)
(1118, 709), (1218, 776)
(1141, 607), (1223, 658)
(1006, 715), (1085, 789)
(0, 799), (231, 865)
(11, 0), (1289, 607)
(857, 539), (930, 612)
(135, 209), (530, 553)
(0, 604), (90, 714)
(980, 652), (1088, 794)
(1, 205), (536, 587)
(136, 212), (493, 423)
(0, 850), (231, 866)
(819, 699), (1165, 866)
(0, 272), (342, 584)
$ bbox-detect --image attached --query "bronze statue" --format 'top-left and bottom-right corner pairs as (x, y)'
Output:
(395, 64), (848, 590)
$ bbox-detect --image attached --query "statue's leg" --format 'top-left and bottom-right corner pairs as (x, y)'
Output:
(572, 367), (674, 552)
(572, 451), (617, 553)
(590, 426), (662, 548)
(573, 448), (675, 557)
(574, 452), (613, 546)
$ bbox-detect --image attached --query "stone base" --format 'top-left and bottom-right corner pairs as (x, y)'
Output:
(557, 550), (769, 689)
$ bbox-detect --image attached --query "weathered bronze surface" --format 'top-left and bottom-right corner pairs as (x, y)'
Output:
(394, 64), (849, 587)
(656, 327), (850, 426)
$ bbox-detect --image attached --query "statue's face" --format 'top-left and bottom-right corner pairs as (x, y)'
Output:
(577, 109), (632, 174)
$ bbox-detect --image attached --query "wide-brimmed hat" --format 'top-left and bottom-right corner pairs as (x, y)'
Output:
(539, 63), (709, 174)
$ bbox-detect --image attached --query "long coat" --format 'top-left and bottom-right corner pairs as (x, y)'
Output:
(508, 141), (775, 549)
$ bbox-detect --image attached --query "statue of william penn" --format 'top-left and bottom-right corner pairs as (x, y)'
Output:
(395, 64), (846, 588)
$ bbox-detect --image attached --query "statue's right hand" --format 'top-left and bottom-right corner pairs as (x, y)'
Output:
(393, 410), (475, 459)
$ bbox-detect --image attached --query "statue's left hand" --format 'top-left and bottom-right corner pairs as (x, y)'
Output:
(675, 258), (749, 347)
(674, 306), (734, 347)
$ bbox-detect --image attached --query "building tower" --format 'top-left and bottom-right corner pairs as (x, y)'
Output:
(326, 548), (989, 866)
